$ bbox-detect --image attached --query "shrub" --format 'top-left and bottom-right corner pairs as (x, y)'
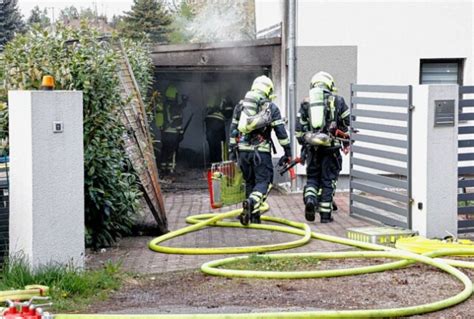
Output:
(2, 24), (144, 248)
(122, 38), (154, 101)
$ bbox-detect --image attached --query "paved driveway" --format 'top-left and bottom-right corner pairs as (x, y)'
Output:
(87, 190), (371, 273)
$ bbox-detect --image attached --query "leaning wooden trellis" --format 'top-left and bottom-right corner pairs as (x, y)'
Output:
(116, 41), (167, 232)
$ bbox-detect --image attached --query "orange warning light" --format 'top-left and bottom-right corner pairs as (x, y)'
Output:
(40, 75), (55, 90)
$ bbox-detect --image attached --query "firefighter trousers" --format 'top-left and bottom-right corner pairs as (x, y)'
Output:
(160, 131), (181, 173)
(304, 147), (342, 214)
(205, 120), (226, 164)
(239, 150), (273, 208)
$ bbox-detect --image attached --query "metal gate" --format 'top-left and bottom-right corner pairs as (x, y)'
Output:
(0, 156), (8, 266)
(350, 84), (412, 228)
(458, 86), (474, 234)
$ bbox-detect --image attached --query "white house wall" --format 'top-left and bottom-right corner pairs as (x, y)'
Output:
(255, 0), (284, 33)
(296, 0), (473, 85)
(255, 0), (473, 176)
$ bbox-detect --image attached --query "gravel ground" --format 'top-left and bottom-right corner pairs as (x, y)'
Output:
(84, 259), (474, 318)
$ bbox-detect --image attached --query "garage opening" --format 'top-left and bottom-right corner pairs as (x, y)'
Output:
(151, 38), (281, 189)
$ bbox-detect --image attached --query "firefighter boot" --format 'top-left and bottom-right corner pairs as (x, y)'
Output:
(240, 198), (255, 226)
(320, 212), (334, 223)
(250, 209), (261, 224)
(304, 196), (317, 222)
(319, 202), (334, 223)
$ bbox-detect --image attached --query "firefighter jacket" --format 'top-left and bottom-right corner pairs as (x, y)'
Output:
(229, 101), (290, 154)
(161, 98), (187, 134)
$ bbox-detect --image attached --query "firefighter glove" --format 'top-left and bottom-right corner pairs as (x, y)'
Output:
(278, 154), (291, 167)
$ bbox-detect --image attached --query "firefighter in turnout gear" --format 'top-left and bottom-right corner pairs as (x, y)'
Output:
(205, 92), (234, 163)
(158, 85), (188, 174)
(229, 75), (292, 225)
(295, 71), (350, 223)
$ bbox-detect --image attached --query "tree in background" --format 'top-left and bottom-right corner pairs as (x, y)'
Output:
(59, 6), (107, 24)
(27, 6), (51, 28)
(109, 15), (124, 29)
(120, 0), (172, 43)
(0, 0), (25, 48)
(168, 1), (195, 44)
(78, 7), (103, 22)
(58, 6), (79, 23)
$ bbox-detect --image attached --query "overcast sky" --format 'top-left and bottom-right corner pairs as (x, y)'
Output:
(18, 0), (135, 20)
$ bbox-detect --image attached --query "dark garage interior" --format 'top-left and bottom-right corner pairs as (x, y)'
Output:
(153, 69), (269, 170)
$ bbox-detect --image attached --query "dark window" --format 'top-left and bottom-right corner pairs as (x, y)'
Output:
(420, 59), (464, 85)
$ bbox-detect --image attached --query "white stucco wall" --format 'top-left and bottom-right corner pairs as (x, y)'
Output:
(296, 0), (473, 86)
(254, 0), (473, 98)
(255, 0), (474, 84)
(255, 0), (284, 33)
(255, 0), (473, 176)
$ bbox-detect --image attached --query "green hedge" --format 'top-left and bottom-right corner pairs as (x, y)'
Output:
(2, 24), (148, 248)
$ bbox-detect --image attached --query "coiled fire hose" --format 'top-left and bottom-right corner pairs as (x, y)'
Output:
(4, 203), (474, 318)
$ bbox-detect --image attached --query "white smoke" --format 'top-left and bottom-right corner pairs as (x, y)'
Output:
(183, 0), (255, 43)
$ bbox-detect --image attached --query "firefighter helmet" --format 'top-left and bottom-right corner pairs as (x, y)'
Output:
(310, 71), (335, 92)
(251, 75), (274, 98)
(165, 85), (178, 100)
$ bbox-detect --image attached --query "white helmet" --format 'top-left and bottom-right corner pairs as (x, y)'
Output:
(310, 71), (336, 92)
(251, 75), (274, 98)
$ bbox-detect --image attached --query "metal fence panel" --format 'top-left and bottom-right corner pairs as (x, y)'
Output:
(351, 206), (406, 228)
(352, 97), (409, 108)
(459, 220), (474, 234)
(458, 85), (474, 234)
(459, 179), (474, 188)
(351, 84), (410, 94)
(351, 109), (408, 121)
(459, 113), (474, 121)
(351, 181), (408, 202)
(352, 121), (408, 135)
(459, 127), (474, 135)
(352, 158), (407, 176)
(0, 164), (8, 267)
(351, 145), (408, 162)
(350, 84), (412, 228)
(352, 134), (408, 149)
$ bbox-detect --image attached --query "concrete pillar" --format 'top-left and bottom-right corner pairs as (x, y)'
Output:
(411, 85), (458, 238)
(8, 91), (84, 268)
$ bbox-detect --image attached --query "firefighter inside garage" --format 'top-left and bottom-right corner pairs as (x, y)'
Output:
(153, 70), (265, 185)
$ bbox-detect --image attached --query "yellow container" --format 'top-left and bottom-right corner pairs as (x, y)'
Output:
(347, 226), (417, 246)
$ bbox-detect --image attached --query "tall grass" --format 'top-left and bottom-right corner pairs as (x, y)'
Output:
(0, 254), (122, 311)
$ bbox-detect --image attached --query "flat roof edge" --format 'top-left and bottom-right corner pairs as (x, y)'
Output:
(151, 37), (281, 53)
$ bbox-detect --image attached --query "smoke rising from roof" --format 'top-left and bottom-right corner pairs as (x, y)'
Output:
(182, 0), (256, 43)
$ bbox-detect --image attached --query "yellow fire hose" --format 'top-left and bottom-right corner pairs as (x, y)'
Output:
(4, 204), (474, 318)
(0, 285), (49, 303)
(0, 285), (49, 313)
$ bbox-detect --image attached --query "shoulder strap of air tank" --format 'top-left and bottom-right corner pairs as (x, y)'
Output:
(328, 95), (336, 122)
